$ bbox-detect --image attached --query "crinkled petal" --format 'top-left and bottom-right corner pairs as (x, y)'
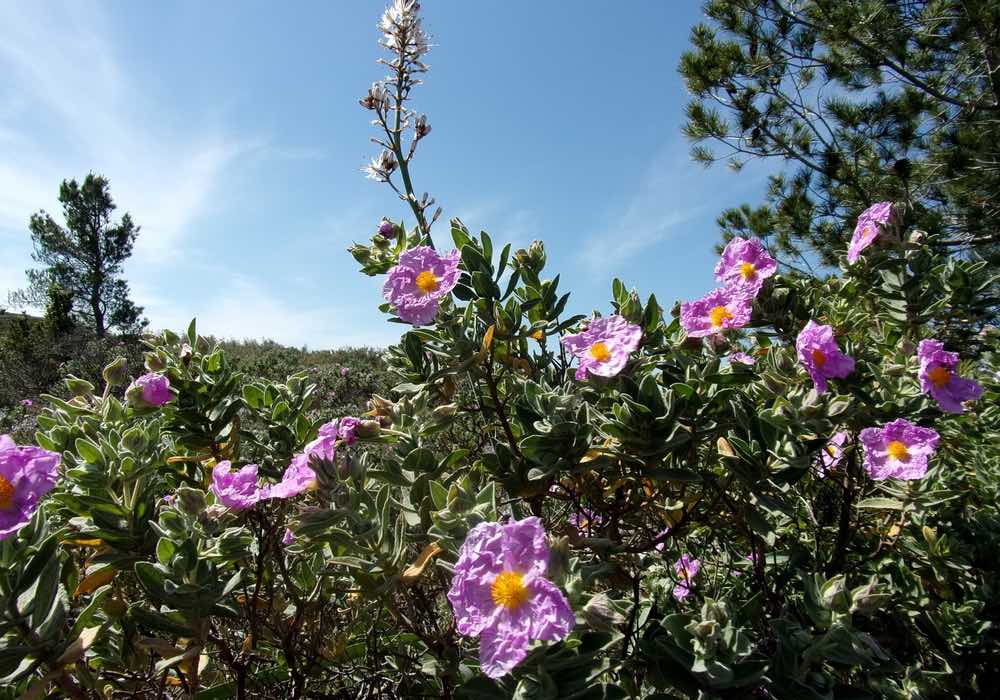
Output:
(478, 611), (532, 679)
(527, 578), (575, 642)
(502, 516), (549, 577)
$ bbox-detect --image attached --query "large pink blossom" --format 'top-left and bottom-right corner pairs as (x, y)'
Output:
(561, 315), (641, 380)
(0, 435), (60, 540)
(714, 237), (776, 295)
(680, 287), (753, 338)
(447, 517), (575, 679)
(859, 419), (939, 481)
(382, 246), (461, 326)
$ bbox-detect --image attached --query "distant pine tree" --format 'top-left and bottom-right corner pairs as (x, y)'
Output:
(10, 174), (147, 337)
(680, 0), (1000, 277)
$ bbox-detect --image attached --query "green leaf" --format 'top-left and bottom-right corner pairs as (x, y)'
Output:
(857, 497), (905, 511)
(75, 437), (104, 466)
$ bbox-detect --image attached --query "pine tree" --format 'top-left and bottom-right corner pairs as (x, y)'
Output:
(680, 0), (1000, 275)
(11, 174), (146, 337)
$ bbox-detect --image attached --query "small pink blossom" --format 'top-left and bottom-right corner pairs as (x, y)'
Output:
(211, 461), (263, 510)
(796, 321), (855, 394)
(848, 202), (894, 263)
(672, 554), (701, 600)
(680, 288), (753, 338)
(714, 237), (776, 295)
(561, 315), (642, 380)
(917, 339), (983, 414)
(859, 419), (939, 481)
(383, 246), (462, 326)
(729, 351), (755, 366)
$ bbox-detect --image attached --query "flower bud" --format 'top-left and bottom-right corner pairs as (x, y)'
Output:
(176, 487), (207, 516)
(431, 403), (458, 423)
(102, 357), (128, 387)
(373, 234), (391, 250)
(144, 351), (167, 372)
(414, 114), (431, 140)
(65, 376), (95, 397)
(355, 420), (381, 439)
(349, 244), (372, 264)
(180, 344), (194, 365)
(582, 593), (624, 632)
(378, 219), (396, 238)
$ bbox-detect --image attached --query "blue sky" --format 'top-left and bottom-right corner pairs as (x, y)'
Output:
(1, 1), (771, 348)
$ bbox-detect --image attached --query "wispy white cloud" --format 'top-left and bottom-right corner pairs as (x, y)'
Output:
(0, 1), (275, 330)
(577, 141), (710, 270)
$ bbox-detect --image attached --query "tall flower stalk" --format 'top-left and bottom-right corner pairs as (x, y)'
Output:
(361, 0), (440, 246)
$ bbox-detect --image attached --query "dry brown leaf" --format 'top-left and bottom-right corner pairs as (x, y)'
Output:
(400, 542), (443, 585)
(73, 567), (118, 597)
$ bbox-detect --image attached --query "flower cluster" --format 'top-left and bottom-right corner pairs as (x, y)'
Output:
(815, 336), (982, 482)
(0, 435), (60, 539)
(209, 417), (364, 510)
(447, 518), (575, 678)
(383, 247), (462, 325)
(681, 237), (775, 337)
(561, 315), (642, 380)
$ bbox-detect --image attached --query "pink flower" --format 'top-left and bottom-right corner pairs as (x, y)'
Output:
(336, 417), (362, 445)
(859, 419), (939, 481)
(211, 461), (263, 510)
(680, 287), (753, 337)
(818, 431), (849, 475)
(729, 351), (755, 366)
(282, 528), (295, 546)
(561, 315), (642, 380)
(917, 339), (983, 414)
(19, 399), (32, 407)
(654, 527), (671, 553)
(0, 435), (60, 540)
(447, 517), (575, 678)
(796, 321), (855, 394)
(714, 237), (776, 295)
(383, 246), (462, 326)
(268, 457), (318, 499)
(672, 554), (701, 600)
(127, 373), (173, 407)
(569, 509), (603, 534)
(848, 201), (894, 263)
(341, 366), (350, 377)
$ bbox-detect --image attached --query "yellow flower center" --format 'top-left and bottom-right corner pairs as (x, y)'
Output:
(927, 366), (951, 388)
(589, 341), (611, 362)
(415, 270), (439, 295)
(0, 474), (15, 510)
(825, 444), (839, 458)
(811, 348), (827, 368)
(491, 571), (529, 610)
(530, 329), (545, 342)
(709, 305), (733, 328)
(887, 441), (909, 461)
(739, 262), (756, 280)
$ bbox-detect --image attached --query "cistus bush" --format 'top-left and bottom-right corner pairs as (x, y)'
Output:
(1, 2), (999, 699)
